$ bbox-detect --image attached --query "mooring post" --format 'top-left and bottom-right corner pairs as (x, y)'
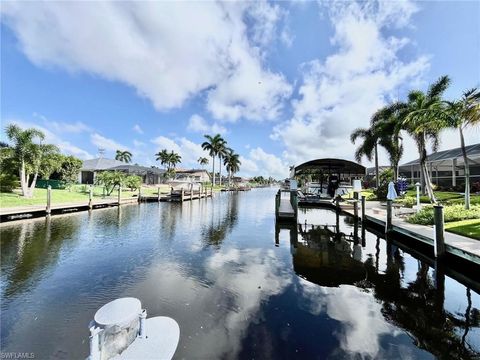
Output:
(118, 185), (122, 205)
(46, 185), (52, 215)
(415, 182), (421, 213)
(361, 195), (366, 223)
(190, 183), (193, 201)
(181, 189), (184, 202)
(139, 309), (147, 338)
(386, 199), (393, 232)
(88, 322), (102, 360)
(138, 186), (142, 203)
(335, 196), (340, 211)
(89, 185), (93, 209)
(434, 205), (445, 258)
(353, 200), (358, 219)
(157, 186), (161, 202)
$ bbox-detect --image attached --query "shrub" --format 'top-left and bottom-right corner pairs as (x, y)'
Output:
(0, 173), (19, 192)
(394, 196), (417, 208)
(125, 175), (142, 191)
(374, 168), (394, 200)
(407, 204), (480, 225)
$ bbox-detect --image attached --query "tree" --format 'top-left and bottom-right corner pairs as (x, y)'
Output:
(167, 151), (182, 170)
(59, 155), (83, 189)
(201, 134), (226, 186)
(95, 171), (125, 195)
(350, 127), (380, 189)
(198, 157), (209, 169)
(125, 175), (142, 191)
(5, 124), (59, 197)
(115, 150), (132, 163)
(400, 75), (451, 203)
(217, 140), (228, 187)
(155, 150), (181, 179)
(39, 153), (63, 180)
(155, 149), (170, 169)
(442, 88), (480, 209)
(223, 149), (241, 187)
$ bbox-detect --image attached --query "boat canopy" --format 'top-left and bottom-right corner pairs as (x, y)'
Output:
(294, 158), (366, 177)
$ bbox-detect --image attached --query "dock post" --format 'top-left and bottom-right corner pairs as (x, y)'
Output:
(181, 189), (184, 202)
(46, 185), (52, 215)
(386, 199), (393, 232)
(118, 185), (122, 205)
(190, 183), (193, 201)
(353, 200), (359, 219)
(434, 205), (445, 258)
(157, 187), (161, 202)
(415, 182), (421, 213)
(88, 323), (102, 360)
(89, 185), (93, 209)
(335, 196), (340, 211)
(138, 186), (142, 203)
(361, 195), (366, 223)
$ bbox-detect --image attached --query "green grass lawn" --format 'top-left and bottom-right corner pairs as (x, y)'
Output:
(0, 185), (172, 208)
(445, 219), (480, 240)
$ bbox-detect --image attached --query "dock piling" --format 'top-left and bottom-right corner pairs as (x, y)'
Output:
(118, 185), (122, 205)
(386, 200), (393, 232)
(434, 205), (446, 258)
(361, 195), (366, 223)
(89, 185), (93, 209)
(353, 200), (358, 219)
(157, 187), (161, 202)
(46, 185), (52, 214)
(138, 186), (142, 202)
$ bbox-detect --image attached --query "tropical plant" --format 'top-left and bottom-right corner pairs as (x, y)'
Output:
(442, 88), (480, 209)
(198, 157), (209, 168)
(350, 127), (380, 189)
(223, 149), (241, 187)
(202, 134), (226, 186)
(399, 75), (451, 203)
(125, 175), (142, 191)
(115, 150), (132, 163)
(95, 171), (125, 195)
(155, 149), (170, 169)
(4, 124), (59, 197)
(39, 153), (63, 180)
(59, 155), (83, 189)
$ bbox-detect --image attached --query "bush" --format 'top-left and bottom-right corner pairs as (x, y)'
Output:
(374, 168), (394, 200)
(125, 175), (141, 191)
(394, 196), (417, 208)
(407, 204), (480, 225)
(0, 173), (18, 192)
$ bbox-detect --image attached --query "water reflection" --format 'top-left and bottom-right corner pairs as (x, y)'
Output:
(288, 212), (480, 359)
(201, 193), (239, 248)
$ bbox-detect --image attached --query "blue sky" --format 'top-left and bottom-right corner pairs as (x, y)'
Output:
(1, 1), (479, 178)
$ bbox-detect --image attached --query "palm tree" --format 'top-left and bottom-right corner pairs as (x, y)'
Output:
(198, 157), (209, 169)
(223, 149), (241, 187)
(371, 107), (404, 180)
(167, 151), (182, 170)
(400, 75), (451, 203)
(350, 127), (380, 189)
(217, 140), (228, 187)
(115, 150), (132, 163)
(5, 124), (59, 197)
(155, 149), (170, 169)
(442, 88), (480, 209)
(201, 134), (225, 186)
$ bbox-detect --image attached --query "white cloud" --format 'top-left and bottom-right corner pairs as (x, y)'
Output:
(238, 147), (289, 179)
(4, 119), (93, 159)
(90, 133), (129, 153)
(2, 1), (291, 122)
(271, 1), (430, 166)
(187, 114), (227, 135)
(32, 112), (91, 133)
(132, 124), (143, 134)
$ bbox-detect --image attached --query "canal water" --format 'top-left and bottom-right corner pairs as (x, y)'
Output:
(1, 188), (479, 359)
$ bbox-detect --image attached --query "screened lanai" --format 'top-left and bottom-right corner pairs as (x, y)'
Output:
(398, 143), (480, 187)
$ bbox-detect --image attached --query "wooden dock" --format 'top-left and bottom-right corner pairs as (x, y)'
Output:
(158, 188), (213, 202)
(275, 189), (297, 222)
(338, 200), (480, 266)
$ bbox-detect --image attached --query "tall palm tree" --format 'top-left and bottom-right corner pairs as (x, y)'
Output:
(223, 149), (241, 187)
(198, 157), (209, 169)
(167, 151), (182, 170)
(115, 150), (132, 163)
(350, 127), (380, 189)
(5, 124), (58, 197)
(201, 134), (225, 186)
(217, 140), (228, 187)
(442, 88), (480, 209)
(400, 75), (451, 203)
(371, 107), (404, 180)
(155, 149), (170, 169)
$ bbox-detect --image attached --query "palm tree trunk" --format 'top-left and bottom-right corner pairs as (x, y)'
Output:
(459, 127), (470, 209)
(420, 144), (436, 203)
(20, 159), (27, 196)
(212, 156), (215, 187)
(374, 143), (379, 189)
(219, 156), (222, 186)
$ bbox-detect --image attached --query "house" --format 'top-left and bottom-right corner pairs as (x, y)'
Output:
(79, 158), (166, 185)
(108, 165), (166, 185)
(79, 158), (124, 184)
(175, 169), (211, 183)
